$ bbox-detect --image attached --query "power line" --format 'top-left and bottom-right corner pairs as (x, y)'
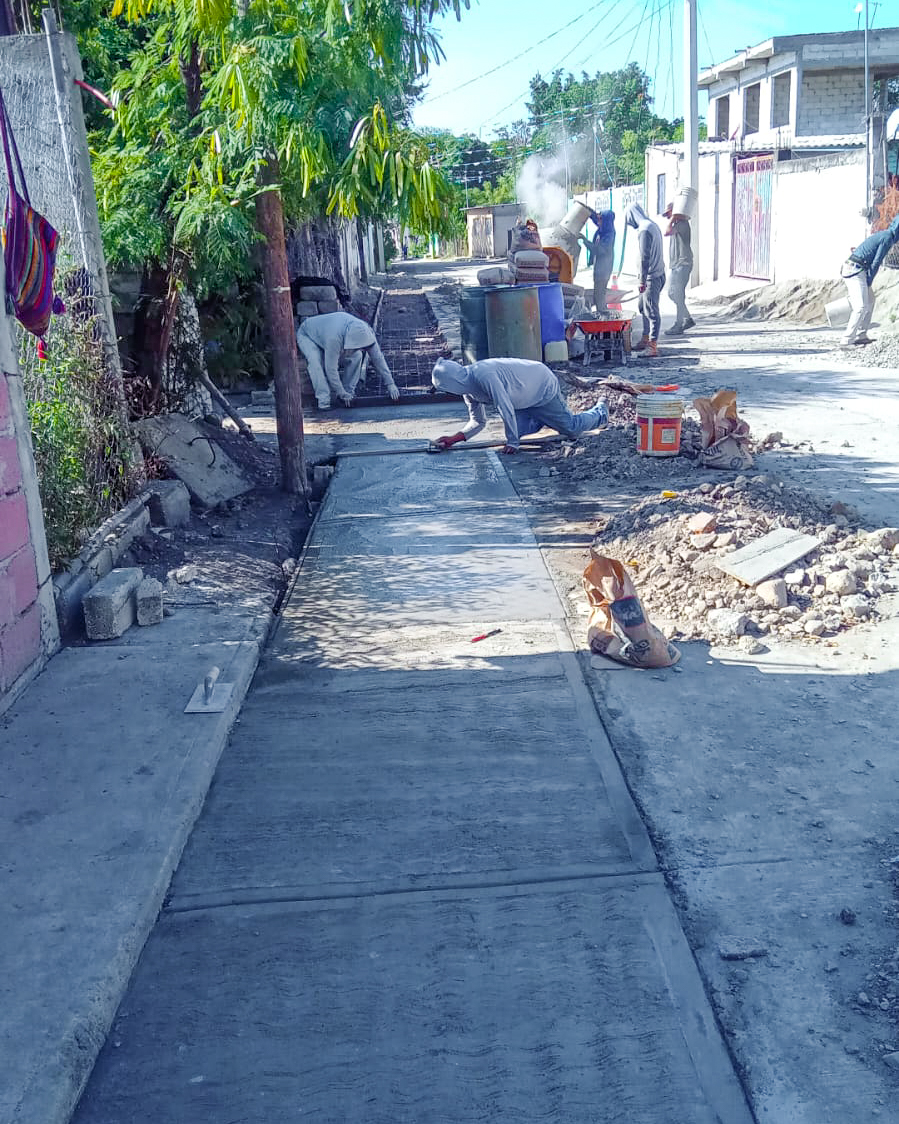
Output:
(418, 0), (611, 105)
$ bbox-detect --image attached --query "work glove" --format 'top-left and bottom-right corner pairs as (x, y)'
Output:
(337, 391), (354, 406)
(387, 384), (400, 401)
(501, 445), (518, 455)
(434, 432), (466, 449)
(638, 283), (647, 293)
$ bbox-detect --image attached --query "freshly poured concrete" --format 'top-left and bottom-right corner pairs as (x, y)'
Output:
(73, 451), (754, 1123)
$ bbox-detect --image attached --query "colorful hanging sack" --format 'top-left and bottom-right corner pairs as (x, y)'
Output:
(0, 85), (63, 340)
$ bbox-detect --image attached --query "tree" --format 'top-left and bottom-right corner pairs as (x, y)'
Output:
(90, 0), (466, 493)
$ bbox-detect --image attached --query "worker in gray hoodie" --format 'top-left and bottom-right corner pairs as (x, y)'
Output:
(662, 201), (695, 336)
(296, 311), (399, 409)
(839, 214), (899, 347)
(431, 357), (607, 453)
(625, 203), (665, 356)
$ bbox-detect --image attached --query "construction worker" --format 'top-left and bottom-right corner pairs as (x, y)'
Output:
(839, 214), (899, 347)
(662, 202), (696, 336)
(296, 311), (400, 409)
(579, 209), (616, 312)
(624, 203), (665, 357)
(431, 357), (607, 454)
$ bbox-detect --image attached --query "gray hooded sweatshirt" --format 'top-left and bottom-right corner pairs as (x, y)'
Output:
(432, 357), (559, 448)
(625, 203), (665, 284)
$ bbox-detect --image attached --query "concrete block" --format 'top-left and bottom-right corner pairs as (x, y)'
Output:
(316, 300), (340, 314)
(136, 577), (164, 626)
(295, 300), (318, 317)
(299, 284), (337, 302)
(146, 480), (191, 528)
(82, 567), (143, 640)
(134, 414), (252, 507)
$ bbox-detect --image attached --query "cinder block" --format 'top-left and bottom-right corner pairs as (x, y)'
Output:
(295, 300), (318, 317)
(146, 480), (191, 528)
(136, 576), (164, 626)
(316, 300), (340, 314)
(299, 284), (337, 302)
(82, 566), (143, 640)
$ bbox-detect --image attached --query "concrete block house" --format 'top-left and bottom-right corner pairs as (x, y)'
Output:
(645, 28), (899, 284)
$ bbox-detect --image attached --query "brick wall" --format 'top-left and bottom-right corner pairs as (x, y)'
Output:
(0, 302), (59, 713)
(797, 71), (865, 136)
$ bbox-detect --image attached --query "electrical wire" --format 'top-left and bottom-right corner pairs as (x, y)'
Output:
(418, 0), (612, 105)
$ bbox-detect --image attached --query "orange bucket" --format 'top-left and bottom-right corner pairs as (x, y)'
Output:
(636, 393), (683, 457)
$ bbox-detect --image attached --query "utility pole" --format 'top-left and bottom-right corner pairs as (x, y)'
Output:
(684, 0), (699, 282)
(864, 0), (870, 220)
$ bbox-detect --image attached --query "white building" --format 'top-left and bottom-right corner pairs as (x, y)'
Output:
(646, 28), (899, 284)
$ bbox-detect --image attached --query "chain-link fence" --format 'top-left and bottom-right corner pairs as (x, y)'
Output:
(1, 21), (139, 564)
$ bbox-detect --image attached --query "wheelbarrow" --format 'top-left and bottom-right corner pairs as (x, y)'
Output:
(575, 317), (631, 367)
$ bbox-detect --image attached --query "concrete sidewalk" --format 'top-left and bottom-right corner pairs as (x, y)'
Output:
(0, 604), (267, 1124)
(71, 447), (754, 1123)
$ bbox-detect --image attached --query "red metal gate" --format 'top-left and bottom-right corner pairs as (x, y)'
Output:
(732, 154), (773, 279)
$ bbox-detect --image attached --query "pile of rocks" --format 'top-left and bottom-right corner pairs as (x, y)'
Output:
(848, 333), (899, 369)
(592, 476), (899, 647)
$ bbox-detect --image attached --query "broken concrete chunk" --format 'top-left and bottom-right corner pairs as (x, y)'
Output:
(825, 569), (857, 596)
(134, 414), (252, 507)
(718, 938), (769, 961)
(707, 608), (748, 637)
(688, 512), (717, 535)
(713, 532), (736, 548)
(83, 567), (143, 640)
(804, 619), (826, 636)
(171, 563), (199, 584)
(883, 1052), (899, 1071)
(784, 568), (807, 586)
(693, 532), (717, 551)
(146, 480), (191, 528)
(136, 577), (164, 626)
(717, 527), (822, 587)
(841, 594), (871, 618)
(866, 527), (899, 552)
(757, 578), (788, 609)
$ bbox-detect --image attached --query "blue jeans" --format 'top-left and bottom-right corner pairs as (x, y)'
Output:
(514, 393), (607, 441)
(639, 273), (665, 341)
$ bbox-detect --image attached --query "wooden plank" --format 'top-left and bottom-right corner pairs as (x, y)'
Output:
(716, 526), (821, 587)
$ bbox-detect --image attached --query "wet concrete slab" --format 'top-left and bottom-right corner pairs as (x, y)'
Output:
(74, 878), (754, 1124)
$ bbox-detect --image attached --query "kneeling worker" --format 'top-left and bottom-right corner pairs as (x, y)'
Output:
(296, 311), (400, 409)
(431, 356), (607, 453)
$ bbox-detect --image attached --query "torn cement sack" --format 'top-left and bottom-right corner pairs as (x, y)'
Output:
(583, 551), (680, 669)
(693, 389), (754, 470)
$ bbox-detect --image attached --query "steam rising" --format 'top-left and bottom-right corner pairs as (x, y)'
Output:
(516, 153), (568, 226)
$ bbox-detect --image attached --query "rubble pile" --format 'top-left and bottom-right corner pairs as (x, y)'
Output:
(848, 333), (899, 369)
(591, 477), (899, 647)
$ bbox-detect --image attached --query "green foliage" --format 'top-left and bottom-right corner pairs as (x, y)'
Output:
(526, 63), (679, 188)
(19, 312), (138, 567)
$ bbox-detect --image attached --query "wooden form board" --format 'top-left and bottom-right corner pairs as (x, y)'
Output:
(716, 526), (821, 587)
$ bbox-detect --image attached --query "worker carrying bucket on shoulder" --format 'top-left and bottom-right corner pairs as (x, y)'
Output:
(431, 356), (608, 454)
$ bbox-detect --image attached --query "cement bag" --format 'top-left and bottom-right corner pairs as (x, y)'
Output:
(477, 266), (514, 286)
(512, 249), (550, 268)
(583, 551), (680, 669)
(693, 389), (754, 471)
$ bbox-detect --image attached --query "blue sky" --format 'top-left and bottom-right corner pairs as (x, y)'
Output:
(411, 0), (888, 138)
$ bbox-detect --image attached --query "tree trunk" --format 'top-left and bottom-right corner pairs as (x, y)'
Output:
(255, 157), (307, 496)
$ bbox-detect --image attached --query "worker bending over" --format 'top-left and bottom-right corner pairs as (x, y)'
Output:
(296, 311), (399, 409)
(840, 215), (899, 348)
(431, 357), (607, 454)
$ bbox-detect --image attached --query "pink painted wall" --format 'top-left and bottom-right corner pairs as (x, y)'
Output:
(0, 371), (44, 696)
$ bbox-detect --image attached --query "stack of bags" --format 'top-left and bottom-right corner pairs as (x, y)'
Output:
(511, 249), (550, 284)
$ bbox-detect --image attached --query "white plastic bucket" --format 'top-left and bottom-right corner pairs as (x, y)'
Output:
(559, 200), (591, 235)
(636, 393), (683, 457)
(825, 297), (851, 328)
(672, 185), (698, 218)
(543, 339), (568, 363)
